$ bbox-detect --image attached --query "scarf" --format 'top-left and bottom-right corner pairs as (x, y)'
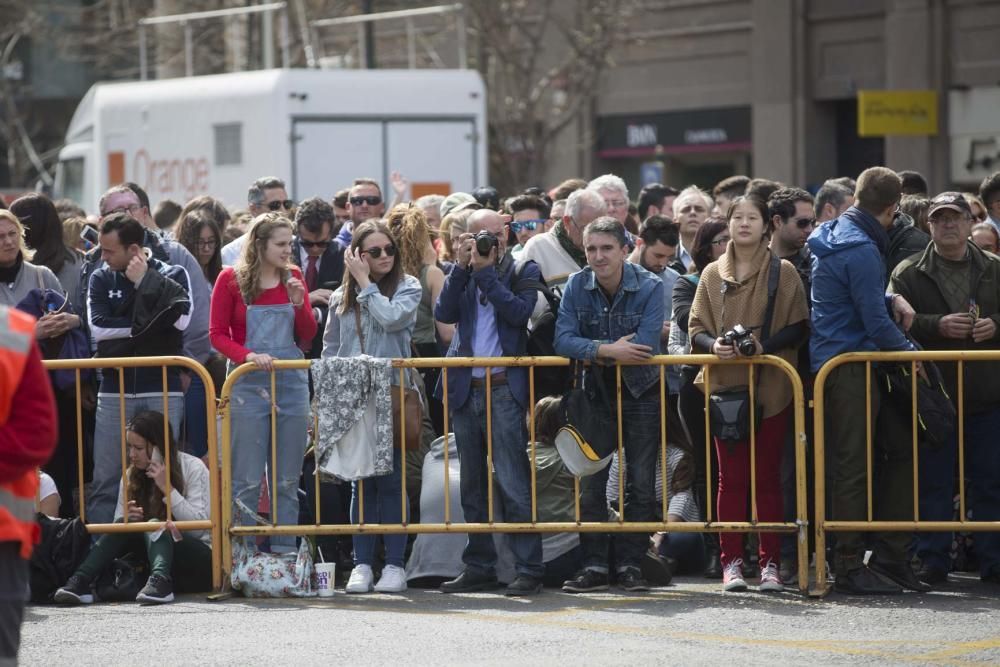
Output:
(553, 221), (587, 269)
(0, 252), (23, 284)
(842, 206), (889, 257)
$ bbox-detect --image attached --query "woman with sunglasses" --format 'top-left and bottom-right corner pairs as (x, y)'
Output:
(322, 220), (421, 594)
(506, 194), (551, 258)
(210, 212), (316, 554)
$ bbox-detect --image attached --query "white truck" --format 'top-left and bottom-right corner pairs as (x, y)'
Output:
(54, 68), (488, 213)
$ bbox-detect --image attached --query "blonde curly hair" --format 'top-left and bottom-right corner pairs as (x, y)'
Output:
(385, 204), (431, 278)
(234, 212), (294, 303)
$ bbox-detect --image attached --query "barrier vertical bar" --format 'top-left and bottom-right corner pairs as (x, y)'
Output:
(911, 361), (919, 521)
(268, 370), (277, 529)
(529, 365), (537, 524)
(749, 362), (758, 523)
(442, 367), (451, 525)
(75, 369), (86, 523)
(660, 365), (668, 522)
(703, 364), (713, 522)
(792, 367), (810, 593)
(119, 369), (129, 523)
(957, 360), (966, 521)
(399, 367), (407, 524)
(486, 366), (494, 524)
(162, 366), (172, 521)
(314, 412), (321, 526)
(616, 364), (624, 522)
(866, 362), (873, 521)
(813, 363), (827, 594)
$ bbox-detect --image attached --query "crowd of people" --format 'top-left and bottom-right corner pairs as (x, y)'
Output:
(2, 164), (1000, 620)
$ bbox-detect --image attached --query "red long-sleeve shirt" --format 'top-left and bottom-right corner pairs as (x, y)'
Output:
(0, 342), (57, 483)
(209, 266), (317, 364)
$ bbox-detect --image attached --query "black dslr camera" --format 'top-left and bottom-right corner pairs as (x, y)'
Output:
(722, 324), (757, 356)
(474, 230), (499, 257)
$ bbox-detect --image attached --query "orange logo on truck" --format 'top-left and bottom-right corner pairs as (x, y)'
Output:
(132, 149), (210, 201)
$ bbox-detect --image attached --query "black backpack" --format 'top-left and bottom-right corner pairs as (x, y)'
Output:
(511, 261), (572, 398)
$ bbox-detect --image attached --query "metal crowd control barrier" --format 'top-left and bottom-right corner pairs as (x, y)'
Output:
(812, 350), (1000, 597)
(220, 354), (810, 593)
(42, 356), (223, 592)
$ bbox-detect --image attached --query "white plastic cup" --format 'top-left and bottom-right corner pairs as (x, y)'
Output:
(315, 562), (336, 597)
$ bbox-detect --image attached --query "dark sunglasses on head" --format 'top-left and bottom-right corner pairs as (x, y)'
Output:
(267, 199), (294, 211)
(300, 240), (330, 249)
(510, 219), (545, 233)
(361, 244), (396, 259)
(350, 195), (382, 206)
(794, 217), (816, 229)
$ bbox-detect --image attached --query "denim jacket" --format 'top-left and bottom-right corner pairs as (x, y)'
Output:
(554, 262), (664, 398)
(322, 275), (421, 375)
(434, 252), (540, 410)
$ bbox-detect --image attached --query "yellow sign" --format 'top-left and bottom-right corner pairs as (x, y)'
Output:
(857, 90), (938, 137)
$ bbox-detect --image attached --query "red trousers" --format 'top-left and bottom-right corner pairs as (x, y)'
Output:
(715, 405), (790, 569)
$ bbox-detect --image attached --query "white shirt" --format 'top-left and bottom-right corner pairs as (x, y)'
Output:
(221, 234), (247, 267)
(113, 452), (212, 546)
(299, 245), (322, 274)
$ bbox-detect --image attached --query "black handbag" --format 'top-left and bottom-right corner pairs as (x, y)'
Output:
(95, 554), (148, 602)
(708, 255), (780, 444)
(556, 363), (618, 476)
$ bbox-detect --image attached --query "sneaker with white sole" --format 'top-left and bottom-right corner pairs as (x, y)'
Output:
(54, 574), (94, 605)
(374, 565), (407, 593)
(723, 558), (747, 592)
(759, 561), (784, 593)
(345, 564), (374, 594)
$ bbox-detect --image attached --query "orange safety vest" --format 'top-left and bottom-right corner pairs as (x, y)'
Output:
(0, 304), (41, 559)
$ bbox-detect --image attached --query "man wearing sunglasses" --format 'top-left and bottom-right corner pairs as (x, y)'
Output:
(507, 193), (550, 258)
(220, 176), (292, 266)
(291, 197), (344, 358)
(335, 178), (385, 250)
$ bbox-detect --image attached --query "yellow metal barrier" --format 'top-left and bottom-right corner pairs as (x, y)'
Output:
(812, 350), (1000, 596)
(42, 356), (222, 592)
(220, 354), (811, 593)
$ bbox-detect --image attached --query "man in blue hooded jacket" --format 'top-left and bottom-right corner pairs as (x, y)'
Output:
(809, 166), (928, 595)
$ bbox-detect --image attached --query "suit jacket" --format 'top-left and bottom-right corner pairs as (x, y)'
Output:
(291, 237), (345, 358)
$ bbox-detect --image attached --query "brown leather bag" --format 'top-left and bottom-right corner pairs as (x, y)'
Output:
(355, 305), (423, 450)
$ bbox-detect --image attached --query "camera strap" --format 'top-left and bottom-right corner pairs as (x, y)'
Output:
(760, 253), (781, 341)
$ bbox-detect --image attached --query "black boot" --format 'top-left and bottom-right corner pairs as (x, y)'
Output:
(703, 533), (722, 579)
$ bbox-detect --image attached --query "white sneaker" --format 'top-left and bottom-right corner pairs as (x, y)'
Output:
(759, 561), (784, 593)
(374, 565), (408, 593)
(345, 564), (374, 594)
(723, 558), (748, 592)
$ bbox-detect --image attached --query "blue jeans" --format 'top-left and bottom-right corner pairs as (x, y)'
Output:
(351, 450), (408, 568)
(452, 383), (543, 578)
(917, 406), (1000, 577)
(88, 392), (184, 525)
(182, 373), (209, 458)
(579, 387), (660, 572)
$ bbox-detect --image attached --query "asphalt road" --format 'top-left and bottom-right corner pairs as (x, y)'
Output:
(20, 573), (1000, 666)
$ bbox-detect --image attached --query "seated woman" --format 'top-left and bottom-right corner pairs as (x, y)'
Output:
(54, 411), (212, 605)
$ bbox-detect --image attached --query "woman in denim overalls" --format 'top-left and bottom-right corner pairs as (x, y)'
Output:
(210, 213), (316, 553)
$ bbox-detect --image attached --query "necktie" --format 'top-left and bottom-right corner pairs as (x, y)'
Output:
(306, 255), (318, 292)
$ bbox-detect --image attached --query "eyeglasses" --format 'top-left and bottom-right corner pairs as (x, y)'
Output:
(709, 236), (731, 246)
(510, 219), (545, 233)
(605, 199), (628, 210)
(267, 200), (294, 211)
(793, 218), (816, 229)
(300, 240), (330, 249)
(361, 244), (396, 259)
(196, 238), (218, 249)
(350, 195), (382, 206)
(101, 203), (141, 217)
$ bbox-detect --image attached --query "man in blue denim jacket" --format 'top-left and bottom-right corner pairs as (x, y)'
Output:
(434, 209), (545, 596)
(554, 217), (664, 592)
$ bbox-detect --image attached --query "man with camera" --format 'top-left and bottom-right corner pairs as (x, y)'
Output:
(889, 192), (1000, 587)
(554, 217), (664, 592)
(809, 166), (923, 595)
(434, 209), (545, 596)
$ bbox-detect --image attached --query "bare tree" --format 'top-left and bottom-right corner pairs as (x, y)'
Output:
(465, 0), (636, 193)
